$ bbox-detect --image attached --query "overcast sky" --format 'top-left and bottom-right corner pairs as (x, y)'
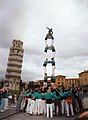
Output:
(0, 0), (88, 81)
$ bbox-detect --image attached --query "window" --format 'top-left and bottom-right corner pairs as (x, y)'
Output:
(58, 82), (60, 84)
(18, 44), (20, 47)
(17, 50), (19, 53)
(11, 50), (14, 53)
(13, 43), (15, 47)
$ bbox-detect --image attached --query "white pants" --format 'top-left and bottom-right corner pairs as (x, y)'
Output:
(45, 39), (54, 46)
(21, 99), (25, 110)
(41, 100), (46, 114)
(29, 100), (36, 114)
(51, 39), (54, 46)
(4, 98), (8, 110)
(65, 102), (74, 116)
(26, 98), (31, 113)
(45, 40), (47, 46)
(36, 99), (42, 114)
(61, 100), (65, 114)
(46, 103), (53, 118)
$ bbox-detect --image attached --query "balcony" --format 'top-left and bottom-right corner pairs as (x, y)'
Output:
(9, 53), (23, 57)
(7, 62), (22, 67)
(5, 74), (21, 79)
(10, 47), (24, 52)
(7, 68), (21, 73)
(9, 56), (22, 59)
(8, 57), (23, 62)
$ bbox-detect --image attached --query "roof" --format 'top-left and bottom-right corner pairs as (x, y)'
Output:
(65, 78), (79, 80)
(79, 70), (88, 75)
(56, 75), (66, 78)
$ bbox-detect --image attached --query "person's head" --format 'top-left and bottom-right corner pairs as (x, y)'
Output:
(52, 85), (57, 90)
(35, 89), (38, 92)
(38, 89), (41, 93)
(50, 28), (52, 31)
(47, 87), (51, 93)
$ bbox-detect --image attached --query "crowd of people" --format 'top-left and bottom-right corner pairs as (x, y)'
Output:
(15, 85), (88, 119)
(0, 85), (88, 119)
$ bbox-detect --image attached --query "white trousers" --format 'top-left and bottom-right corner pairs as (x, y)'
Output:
(46, 103), (53, 118)
(29, 100), (36, 114)
(45, 39), (54, 46)
(4, 98), (8, 110)
(41, 100), (46, 114)
(21, 99), (25, 110)
(61, 100), (65, 114)
(26, 98), (31, 113)
(65, 102), (74, 116)
(36, 99), (42, 114)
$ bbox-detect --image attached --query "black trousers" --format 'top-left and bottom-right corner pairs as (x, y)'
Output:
(78, 99), (83, 113)
(54, 99), (61, 115)
(23, 99), (28, 112)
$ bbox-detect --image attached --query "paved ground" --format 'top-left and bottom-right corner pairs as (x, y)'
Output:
(0, 109), (77, 120)
(0, 106), (17, 120)
(0, 104), (78, 120)
(1, 112), (77, 120)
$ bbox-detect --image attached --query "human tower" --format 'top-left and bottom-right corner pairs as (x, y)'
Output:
(43, 27), (56, 86)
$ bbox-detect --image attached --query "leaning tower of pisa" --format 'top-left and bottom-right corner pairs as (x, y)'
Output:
(5, 39), (24, 90)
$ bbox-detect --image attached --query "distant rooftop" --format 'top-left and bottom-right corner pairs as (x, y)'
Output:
(79, 70), (88, 75)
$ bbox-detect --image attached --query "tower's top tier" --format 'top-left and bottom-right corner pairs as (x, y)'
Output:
(12, 39), (23, 48)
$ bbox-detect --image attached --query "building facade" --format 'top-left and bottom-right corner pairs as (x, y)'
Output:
(53, 70), (88, 88)
(65, 78), (79, 88)
(5, 39), (24, 90)
(55, 75), (66, 87)
(23, 70), (88, 89)
(55, 75), (79, 88)
(79, 70), (88, 86)
(36, 76), (79, 88)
